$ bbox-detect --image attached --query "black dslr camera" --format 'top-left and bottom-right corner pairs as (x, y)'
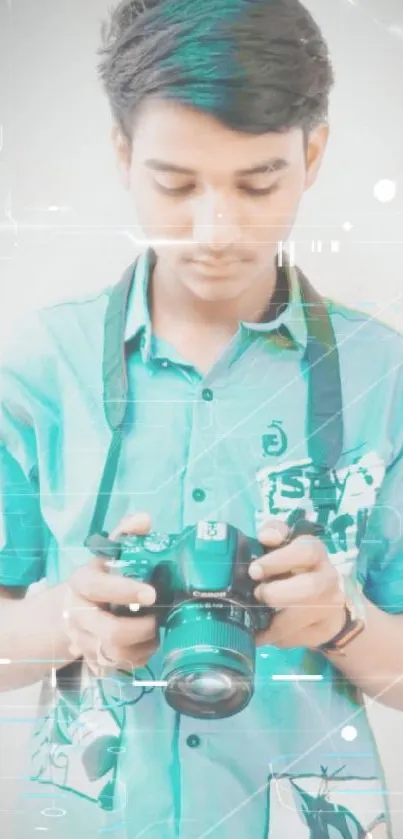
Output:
(86, 518), (323, 719)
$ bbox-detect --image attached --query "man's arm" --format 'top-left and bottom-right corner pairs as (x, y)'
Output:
(325, 595), (403, 711)
(0, 322), (78, 689)
(0, 442), (73, 691)
(331, 444), (403, 711)
(0, 513), (162, 691)
(0, 313), (163, 695)
(0, 582), (76, 691)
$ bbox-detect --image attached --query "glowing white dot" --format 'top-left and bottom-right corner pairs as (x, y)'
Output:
(343, 222), (353, 232)
(373, 179), (397, 203)
(341, 725), (358, 741)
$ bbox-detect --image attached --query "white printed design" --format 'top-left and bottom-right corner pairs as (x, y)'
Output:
(267, 772), (389, 838)
(256, 451), (385, 569)
(30, 665), (157, 806)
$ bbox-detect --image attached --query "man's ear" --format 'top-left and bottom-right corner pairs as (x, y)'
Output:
(304, 123), (330, 191)
(111, 124), (132, 190)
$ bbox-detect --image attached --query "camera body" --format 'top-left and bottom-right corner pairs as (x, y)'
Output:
(86, 518), (322, 719)
(95, 521), (271, 628)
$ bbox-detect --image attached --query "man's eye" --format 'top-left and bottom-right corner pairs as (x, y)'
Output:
(155, 182), (195, 196)
(241, 184), (279, 197)
(154, 182), (279, 197)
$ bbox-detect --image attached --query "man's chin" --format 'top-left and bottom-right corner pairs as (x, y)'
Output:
(184, 279), (249, 304)
(182, 264), (252, 300)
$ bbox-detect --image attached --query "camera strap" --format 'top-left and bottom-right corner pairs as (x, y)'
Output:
(85, 250), (343, 542)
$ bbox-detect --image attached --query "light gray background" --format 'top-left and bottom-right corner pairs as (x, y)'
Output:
(0, 0), (402, 836)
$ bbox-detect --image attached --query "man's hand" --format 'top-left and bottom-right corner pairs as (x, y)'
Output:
(64, 512), (159, 674)
(249, 519), (347, 650)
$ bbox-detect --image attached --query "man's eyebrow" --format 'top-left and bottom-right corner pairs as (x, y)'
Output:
(144, 158), (290, 176)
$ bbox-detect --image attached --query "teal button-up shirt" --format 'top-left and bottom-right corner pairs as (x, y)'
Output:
(1, 248), (402, 838)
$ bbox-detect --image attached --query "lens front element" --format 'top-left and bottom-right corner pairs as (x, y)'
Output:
(161, 600), (256, 719)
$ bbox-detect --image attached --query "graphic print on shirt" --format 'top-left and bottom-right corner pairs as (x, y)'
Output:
(267, 769), (389, 838)
(256, 452), (390, 837)
(255, 450), (385, 574)
(262, 420), (289, 458)
(30, 664), (158, 807)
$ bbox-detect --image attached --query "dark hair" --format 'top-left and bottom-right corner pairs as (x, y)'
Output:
(97, 0), (334, 142)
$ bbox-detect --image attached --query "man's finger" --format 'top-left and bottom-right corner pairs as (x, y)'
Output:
(256, 606), (319, 647)
(253, 566), (338, 609)
(73, 603), (157, 647)
(109, 511), (152, 540)
(258, 518), (289, 547)
(74, 631), (158, 675)
(249, 535), (325, 581)
(70, 558), (156, 606)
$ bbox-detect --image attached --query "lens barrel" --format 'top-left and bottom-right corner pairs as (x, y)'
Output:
(161, 600), (256, 718)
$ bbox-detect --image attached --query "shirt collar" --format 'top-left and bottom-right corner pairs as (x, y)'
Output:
(241, 255), (308, 352)
(124, 247), (308, 355)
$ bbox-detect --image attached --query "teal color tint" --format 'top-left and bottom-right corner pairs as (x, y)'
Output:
(1, 247), (402, 838)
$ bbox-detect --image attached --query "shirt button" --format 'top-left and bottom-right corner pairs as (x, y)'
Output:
(161, 359), (169, 368)
(192, 488), (206, 503)
(186, 734), (201, 748)
(202, 388), (214, 402)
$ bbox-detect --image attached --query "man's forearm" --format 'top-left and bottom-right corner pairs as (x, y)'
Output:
(0, 582), (77, 691)
(324, 596), (403, 711)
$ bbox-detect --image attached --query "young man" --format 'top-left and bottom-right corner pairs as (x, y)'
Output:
(1, 1), (402, 837)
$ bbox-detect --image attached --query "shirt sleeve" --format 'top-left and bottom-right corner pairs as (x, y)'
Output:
(0, 325), (50, 588)
(357, 449), (403, 614)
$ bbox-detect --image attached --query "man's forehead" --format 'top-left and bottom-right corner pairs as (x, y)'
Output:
(131, 98), (303, 160)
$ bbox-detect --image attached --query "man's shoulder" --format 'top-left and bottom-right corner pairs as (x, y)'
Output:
(36, 286), (112, 351)
(0, 286), (112, 378)
(326, 296), (403, 359)
(37, 284), (112, 326)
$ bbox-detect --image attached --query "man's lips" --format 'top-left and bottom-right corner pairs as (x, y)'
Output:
(187, 257), (248, 275)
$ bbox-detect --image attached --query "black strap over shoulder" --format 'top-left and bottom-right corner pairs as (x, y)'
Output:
(298, 266), (343, 469)
(85, 261), (140, 542)
(85, 249), (343, 542)
(102, 261), (138, 433)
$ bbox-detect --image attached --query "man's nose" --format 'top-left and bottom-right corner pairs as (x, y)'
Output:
(192, 194), (243, 248)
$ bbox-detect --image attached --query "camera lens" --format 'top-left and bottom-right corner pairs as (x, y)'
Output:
(181, 672), (235, 701)
(161, 600), (256, 719)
